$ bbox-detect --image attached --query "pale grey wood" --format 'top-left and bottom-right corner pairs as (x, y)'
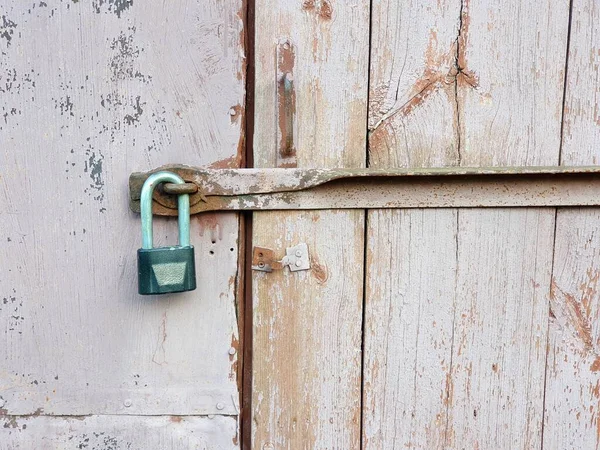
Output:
(251, 0), (370, 447)
(363, 209), (457, 448)
(0, 415), (238, 450)
(368, 0), (461, 167)
(447, 208), (554, 448)
(543, 1), (600, 445)
(0, 0), (244, 443)
(544, 209), (600, 450)
(458, 0), (569, 166)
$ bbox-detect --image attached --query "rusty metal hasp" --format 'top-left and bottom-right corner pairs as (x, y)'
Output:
(129, 165), (600, 216)
(252, 243), (311, 273)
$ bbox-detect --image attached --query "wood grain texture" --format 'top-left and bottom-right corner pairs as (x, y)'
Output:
(363, 209), (458, 448)
(0, 415), (239, 450)
(544, 210), (600, 450)
(364, 0), (568, 447)
(252, 210), (364, 448)
(447, 208), (554, 448)
(458, 0), (569, 166)
(0, 0), (244, 444)
(251, 0), (369, 447)
(543, 1), (600, 446)
(368, 0), (460, 167)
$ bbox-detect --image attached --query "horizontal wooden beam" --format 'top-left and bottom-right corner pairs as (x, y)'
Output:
(129, 165), (600, 216)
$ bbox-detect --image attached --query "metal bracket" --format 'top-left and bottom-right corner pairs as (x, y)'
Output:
(129, 165), (600, 216)
(252, 243), (310, 273)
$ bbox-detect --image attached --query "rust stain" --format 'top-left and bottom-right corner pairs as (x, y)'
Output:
(592, 358), (600, 372)
(277, 41), (297, 167)
(319, 0), (333, 20)
(311, 256), (329, 284)
(229, 333), (239, 383)
(209, 155), (240, 169)
(170, 416), (183, 423)
(196, 213), (223, 241)
(229, 104), (243, 124)
(302, 0), (316, 10)
(551, 278), (595, 353)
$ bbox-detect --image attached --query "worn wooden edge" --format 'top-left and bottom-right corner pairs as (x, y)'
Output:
(129, 166), (600, 215)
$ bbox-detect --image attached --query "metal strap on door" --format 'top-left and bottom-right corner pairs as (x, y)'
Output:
(129, 165), (600, 215)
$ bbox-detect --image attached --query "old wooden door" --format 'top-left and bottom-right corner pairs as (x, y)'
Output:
(249, 0), (600, 449)
(3, 0), (600, 449)
(0, 1), (245, 448)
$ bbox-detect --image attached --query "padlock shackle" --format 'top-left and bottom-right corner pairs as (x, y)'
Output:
(140, 171), (190, 249)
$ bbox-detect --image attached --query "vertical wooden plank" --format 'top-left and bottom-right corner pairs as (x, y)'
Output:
(0, 0), (245, 445)
(251, 0), (370, 447)
(545, 210), (600, 449)
(544, 1), (600, 446)
(368, 0), (461, 168)
(447, 1), (567, 446)
(458, 0), (569, 167)
(448, 208), (554, 448)
(364, 3), (460, 444)
(364, 0), (568, 448)
(363, 209), (458, 448)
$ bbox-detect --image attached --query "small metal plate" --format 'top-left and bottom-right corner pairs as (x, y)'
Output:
(251, 243), (310, 273)
(283, 243), (310, 272)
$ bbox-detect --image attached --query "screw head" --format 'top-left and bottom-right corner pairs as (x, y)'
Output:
(123, 399), (132, 408)
(258, 262), (265, 268)
(295, 250), (302, 257)
(295, 260), (302, 267)
(216, 402), (225, 410)
(228, 347), (236, 355)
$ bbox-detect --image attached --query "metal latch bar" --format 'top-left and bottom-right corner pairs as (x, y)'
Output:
(129, 165), (600, 216)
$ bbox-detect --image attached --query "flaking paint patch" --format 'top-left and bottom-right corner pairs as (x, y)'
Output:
(92, 0), (133, 18)
(109, 27), (150, 83)
(0, 15), (17, 48)
(551, 278), (595, 354)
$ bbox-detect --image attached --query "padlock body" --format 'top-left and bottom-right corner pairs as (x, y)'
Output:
(137, 246), (196, 295)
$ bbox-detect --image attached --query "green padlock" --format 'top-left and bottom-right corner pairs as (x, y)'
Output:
(137, 171), (196, 295)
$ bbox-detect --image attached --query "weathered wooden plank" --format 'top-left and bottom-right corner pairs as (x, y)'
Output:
(0, 415), (239, 450)
(363, 209), (458, 448)
(364, 0), (567, 447)
(365, 2), (461, 444)
(368, 0), (461, 167)
(251, 0), (370, 447)
(543, 1), (600, 445)
(0, 0), (245, 442)
(458, 0), (569, 167)
(544, 209), (600, 449)
(447, 208), (554, 448)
